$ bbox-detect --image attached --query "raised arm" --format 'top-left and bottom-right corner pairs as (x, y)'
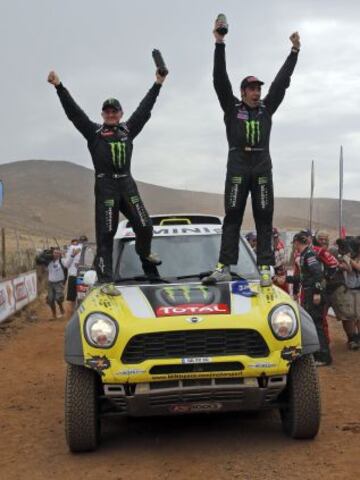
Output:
(213, 19), (234, 113)
(263, 32), (301, 115)
(47, 71), (98, 141)
(126, 69), (167, 139)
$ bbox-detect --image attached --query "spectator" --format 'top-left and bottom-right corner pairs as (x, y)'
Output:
(273, 227), (288, 292)
(288, 231), (332, 366)
(46, 248), (66, 320)
(245, 232), (257, 253)
(331, 238), (360, 350)
(63, 239), (82, 315)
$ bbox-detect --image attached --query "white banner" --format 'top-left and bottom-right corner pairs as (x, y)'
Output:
(0, 271), (38, 324)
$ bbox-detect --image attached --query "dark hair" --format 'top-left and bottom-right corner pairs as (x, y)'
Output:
(293, 232), (308, 245)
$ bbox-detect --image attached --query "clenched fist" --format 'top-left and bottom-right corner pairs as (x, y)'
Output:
(47, 70), (60, 86)
(290, 32), (301, 50)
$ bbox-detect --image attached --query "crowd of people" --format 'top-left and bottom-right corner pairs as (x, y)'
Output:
(246, 228), (360, 366)
(36, 235), (88, 320)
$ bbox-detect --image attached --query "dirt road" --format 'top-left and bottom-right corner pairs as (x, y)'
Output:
(0, 300), (359, 480)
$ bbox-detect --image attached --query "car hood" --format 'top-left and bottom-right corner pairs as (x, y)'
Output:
(81, 281), (293, 320)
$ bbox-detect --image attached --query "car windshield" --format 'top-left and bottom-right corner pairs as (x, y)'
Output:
(81, 245), (96, 267)
(116, 235), (259, 281)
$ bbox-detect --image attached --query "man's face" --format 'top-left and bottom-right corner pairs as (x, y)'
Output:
(241, 84), (261, 107)
(318, 236), (329, 248)
(53, 249), (61, 260)
(102, 107), (123, 126)
(249, 239), (257, 249)
(293, 240), (307, 253)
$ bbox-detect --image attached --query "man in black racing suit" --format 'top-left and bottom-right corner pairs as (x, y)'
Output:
(203, 17), (300, 286)
(48, 67), (167, 282)
(290, 231), (332, 366)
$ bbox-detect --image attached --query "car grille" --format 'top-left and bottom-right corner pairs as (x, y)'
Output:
(121, 329), (269, 364)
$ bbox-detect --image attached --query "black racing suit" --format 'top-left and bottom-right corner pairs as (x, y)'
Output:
(297, 247), (331, 362)
(56, 82), (162, 281)
(214, 42), (299, 266)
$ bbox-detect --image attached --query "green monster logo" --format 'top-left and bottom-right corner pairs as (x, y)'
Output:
(109, 141), (126, 169)
(162, 286), (210, 304)
(245, 120), (260, 146)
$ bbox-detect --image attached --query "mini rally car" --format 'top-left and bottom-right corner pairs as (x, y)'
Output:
(64, 214), (321, 452)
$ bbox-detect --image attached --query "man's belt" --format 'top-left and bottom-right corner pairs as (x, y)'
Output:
(229, 146), (265, 152)
(96, 173), (129, 179)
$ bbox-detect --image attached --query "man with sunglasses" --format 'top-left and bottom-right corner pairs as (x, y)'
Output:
(203, 17), (300, 286)
(48, 67), (167, 283)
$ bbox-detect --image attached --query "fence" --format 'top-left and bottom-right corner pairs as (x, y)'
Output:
(0, 227), (68, 279)
(0, 270), (38, 324)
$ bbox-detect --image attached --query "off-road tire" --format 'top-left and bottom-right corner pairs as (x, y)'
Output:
(65, 364), (100, 452)
(280, 354), (321, 439)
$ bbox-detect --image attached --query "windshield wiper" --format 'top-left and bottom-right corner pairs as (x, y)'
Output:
(115, 275), (170, 284)
(175, 271), (246, 281)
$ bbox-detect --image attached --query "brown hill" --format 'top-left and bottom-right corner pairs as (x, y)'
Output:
(0, 160), (357, 240)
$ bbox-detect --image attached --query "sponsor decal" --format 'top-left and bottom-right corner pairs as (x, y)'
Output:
(245, 120), (261, 145)
(156, 303), (229, 317)
(141, 283), (231, 318)
(116, 368), (146, 376)
(85, 355), (111, 376)
(237, 110), (249, 121)
(152, 371), (243, 381)
(101, 130), (115, 137)
(248, 362), (276, 369)
(109, 141), (126, 169)
(281, 346), (302, 362)
(182, 357), (212, 364)
(169, 402), (223, 414)
(231, 280), (257, 298)
(0, 290), (6, 312)
(15, 281), (27, 302)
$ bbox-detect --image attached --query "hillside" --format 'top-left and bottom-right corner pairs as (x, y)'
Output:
(0, 160), (357, 240)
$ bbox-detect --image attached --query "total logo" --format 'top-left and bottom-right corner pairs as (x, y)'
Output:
(156, 303), (230, 317)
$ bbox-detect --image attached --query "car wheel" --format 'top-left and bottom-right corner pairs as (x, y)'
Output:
(65, 364), (100, 452)
(280, 354), (321, 439)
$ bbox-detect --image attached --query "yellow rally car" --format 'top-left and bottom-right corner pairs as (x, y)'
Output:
(64, 214), (321, 452)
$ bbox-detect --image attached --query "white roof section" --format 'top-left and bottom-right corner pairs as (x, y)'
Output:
(115, 213), (223, 239)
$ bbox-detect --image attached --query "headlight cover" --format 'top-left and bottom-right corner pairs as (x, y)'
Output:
(269, 304), (298, 340)
(85, 313), (118, 348)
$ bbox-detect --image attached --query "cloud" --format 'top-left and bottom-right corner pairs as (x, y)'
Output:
(1, 0), (360, 202)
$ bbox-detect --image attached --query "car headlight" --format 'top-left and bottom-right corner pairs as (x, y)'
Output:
(85, 313), (118, 348)
(269, 304), (298, 340)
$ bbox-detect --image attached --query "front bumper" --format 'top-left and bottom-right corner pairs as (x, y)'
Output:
(101, 375), (287, 417)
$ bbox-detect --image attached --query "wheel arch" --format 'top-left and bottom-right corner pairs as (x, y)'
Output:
(65, 312), (84, 365)
(299, 305), (320, 355)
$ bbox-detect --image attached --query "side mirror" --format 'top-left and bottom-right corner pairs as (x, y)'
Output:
(83, 270), (98, 286)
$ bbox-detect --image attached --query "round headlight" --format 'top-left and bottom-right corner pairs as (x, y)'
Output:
(269, 305), (298, 340)
(85, 313), (118, 348)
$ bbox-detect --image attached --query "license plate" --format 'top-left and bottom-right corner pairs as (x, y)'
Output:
(169, 402), (222, 413)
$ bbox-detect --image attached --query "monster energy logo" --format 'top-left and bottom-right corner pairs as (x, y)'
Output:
(104, 199), (114, 207)
(130, 195), (140, 205)
(109, 141), (126, 169)
(232, 176), (242, 185)
(245, 120), (260, 146)
(258, 176), (268, 185)
(162, 286), (210, 303)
